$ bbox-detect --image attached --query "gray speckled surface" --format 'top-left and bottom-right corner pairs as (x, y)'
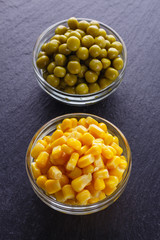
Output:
(1, 0), (160, 239)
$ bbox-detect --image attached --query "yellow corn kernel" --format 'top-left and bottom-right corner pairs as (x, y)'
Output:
(66, 152), (79, 171)
(52, 152), (69, 166)
(48, 166), (62, 180)
(119, 159), (127, 169)
(109, 167), (125, 181)
(89, 124), (105, 138)
(61, 118), (72, 132)
(67, 138), (82, 150)
(82, 164), (95, 174)
(94, 155), (105, 170)
(81, 132), (95, 146)
(75, 125), (88, 134)
(76, 190), (91, 204)
(45, 143), (52, 154)
(85, 145), (102, 155)
(65, 199), (77, 205)
(94, 178), (105, 191)
(92, 138), (104, 148)
(62, 184), (75, 200)
(88, 197), (99, 204)
(68, 131), (82, 140)
(36, 151), (49, 169)
(103, 133), (113, 145)
(103, 186), (116, 195)
(121, 155), (126, 161)
(71, 118), (78, 128)
(43, 135), (52, 143)
(51, 145), (63, 160)
(37, 139), (48, 147)
(77, 145), (89, 156)
(59, 174), (69, 187)
(78, 154), (95, 168)
(86, 116), (98, 126)
(55, 190), (65, 202)
(111, 142), (123, 156)
(31, 162), (41, 179)
(45, 179), (61, 194)
(51, 136), (67, 148)
(98, 123), (107, 132)
(64, 132), (70, 137)
(61, 144), (74, 155)
(51, 129), (63, 141)
(31, 143), (45, 159)
(85, 184), (99, 196)
(102, 145), (114, 159)
(99, 191), (106, 201)
(108, 145), (117, 155)
(78, 118), (89, 128)
(93, 169), (109, 179)
(56, 123), (62, 130)
(41, 159), (52, 174)
(36, 175), (47, 190)
(68, 167), (82, 179)
(113, 136), (119, 144)
(106, 156), (121, 169)
(104, 176), (119, 188)
(71, 173), (92, 192)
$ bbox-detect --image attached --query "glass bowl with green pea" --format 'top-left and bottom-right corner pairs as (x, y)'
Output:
(33, 18), (127, 106)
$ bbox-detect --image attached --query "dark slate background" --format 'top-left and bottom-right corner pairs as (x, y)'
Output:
(1, 0), (160, 239)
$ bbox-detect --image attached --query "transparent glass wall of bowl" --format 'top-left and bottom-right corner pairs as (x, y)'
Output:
(26, 113), (131, 215)
(33, 19), (127, 106)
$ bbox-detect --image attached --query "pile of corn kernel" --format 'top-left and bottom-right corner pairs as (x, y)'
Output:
(31, 117), (127, 205)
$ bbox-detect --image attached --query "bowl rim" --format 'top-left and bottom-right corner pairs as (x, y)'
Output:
(32, 18), (127, 98)
(25, 113), (132, 215)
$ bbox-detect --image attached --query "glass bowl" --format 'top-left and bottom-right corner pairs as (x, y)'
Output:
(33, 18), (127, 106)
(25, 113), (132, 215)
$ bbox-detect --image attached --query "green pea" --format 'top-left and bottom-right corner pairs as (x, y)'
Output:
(55, 25), (67, 35)
(59, 35), (67, 43)
(76, 47), (89, 60)
(105, 40), (111, 50)
(89, 59), (102, 72)
(112, 57), (124, 70)
(67, 61), (81, 74)
(58, 44), (71, 55)
(68, 17), (78, 29)
(105, 67), (119, 80)
(38, 51), (46, 58)
(76, 83), (89, 94)
(87, 25), (99, 37)
(111, 41), (123, 54)
(98, 49), (108, 59)
(64, 73), (77, 86)
(101, 58), (111, 69)
(99, 78), (113, 89)
(47, 62), (56, 73)
(82, 35), (94, 48)
(41, 43), (47, 51)
(54, 66), (66, 78)
(69, 31), (81, 39)
(89, 44), (101, 58)
(98, 28), (107, 38)
(89, 83), (100, 93)
(95, 36), (106, 48)
(90, 20), (100, 28)
(64, 86), (76, 94)
(67, 36), (80, 51)
(76, 29), (85, 37)
(36, 55), (49, 69)
(85, 70), (98, 83)
(78, 65), (88, 78)
(45, 40), (59, 55)
(107, 47), (119, 59)
(106, 34), (116, 43)
(47, 74), (60, 87)
(78, 20), (90, 31)
(55, 54), (67, 66)
(68, 55), (80, 62)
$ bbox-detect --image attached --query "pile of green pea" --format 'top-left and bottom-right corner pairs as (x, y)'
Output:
(36, 17), (124, 94)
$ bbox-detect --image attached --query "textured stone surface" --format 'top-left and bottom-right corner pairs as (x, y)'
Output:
(0, 0), (160, 239)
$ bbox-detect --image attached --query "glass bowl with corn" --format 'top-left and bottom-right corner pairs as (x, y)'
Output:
(25, 113), (131, 215)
